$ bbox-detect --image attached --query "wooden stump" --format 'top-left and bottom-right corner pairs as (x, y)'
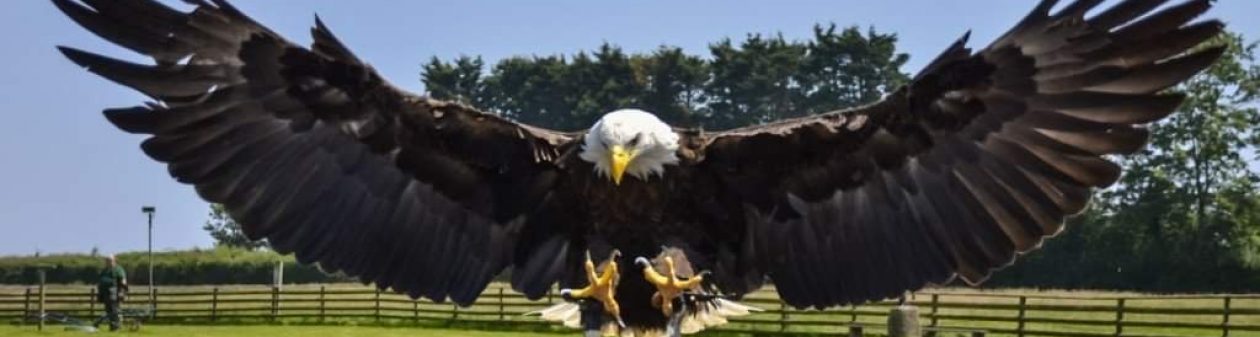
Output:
(888, 305), (921, 337)
(849, 325), (864, 337)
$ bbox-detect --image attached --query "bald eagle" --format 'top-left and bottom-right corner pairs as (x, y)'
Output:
(56, 0), (1223, 335)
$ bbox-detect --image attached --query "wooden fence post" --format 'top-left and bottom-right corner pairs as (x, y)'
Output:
(498, 288), (505, 321)
(374, 288), (381, 322)
(1223, 296), (1232, 337)
(1115, 298), (1126, 337)
(1017, 296), (1027, 337)
(210, 287), (218, 322)
(319, 286), (326, 323)
(269, 286), (279, 322)
(851, 304), (858, 323)
(413, 299), (419, 322)
(89, 287), (96, 319)
(930, 294), (939, 328)
(152, 287), (159, 319)
(38, 271), (45, 331)
(23, 288), (31, 325)
(778, 302), (787, 332)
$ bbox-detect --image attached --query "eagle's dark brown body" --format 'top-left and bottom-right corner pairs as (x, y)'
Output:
(559, 163), (740, 326)
(56, 0), (1225, 331)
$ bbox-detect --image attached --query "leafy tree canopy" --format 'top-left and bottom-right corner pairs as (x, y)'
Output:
(203, 203), (268, 250)
(422, 24), (909, 130)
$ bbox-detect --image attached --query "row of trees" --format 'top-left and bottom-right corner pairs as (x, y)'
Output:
(205, 25), (1260, 293)
(422, 24), (908, 130)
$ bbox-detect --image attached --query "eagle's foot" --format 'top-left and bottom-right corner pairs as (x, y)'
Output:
(560, 250), (625, 328)
(635, 256), (707, 317)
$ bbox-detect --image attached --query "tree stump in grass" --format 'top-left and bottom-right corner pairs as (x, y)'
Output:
(889, 305), (921, 337)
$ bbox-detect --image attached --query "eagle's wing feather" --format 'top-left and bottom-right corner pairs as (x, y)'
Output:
(55, 0), (576, 304)
(699, 0), (1222, 308)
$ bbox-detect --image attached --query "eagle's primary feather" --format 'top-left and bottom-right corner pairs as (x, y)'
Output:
(55, 0), (1224, 332)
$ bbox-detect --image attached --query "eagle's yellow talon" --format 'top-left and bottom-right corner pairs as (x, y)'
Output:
(636, 256), (705, 317)
(559, 250), (624, 326)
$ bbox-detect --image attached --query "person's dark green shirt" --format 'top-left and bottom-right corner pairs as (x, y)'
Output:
(98, 266), (126, 288)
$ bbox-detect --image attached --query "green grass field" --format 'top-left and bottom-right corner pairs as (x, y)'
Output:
(0, 325), (563, 337)
(5, 284), (1259, 337)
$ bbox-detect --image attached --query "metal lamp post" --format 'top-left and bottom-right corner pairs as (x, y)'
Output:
(141, 206), (155, 317)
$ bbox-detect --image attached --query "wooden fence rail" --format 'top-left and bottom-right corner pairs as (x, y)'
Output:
(3, 285), (1260, 337)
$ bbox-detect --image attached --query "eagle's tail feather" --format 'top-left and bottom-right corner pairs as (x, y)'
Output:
(679, 297), (762, 334)
(525, 302), (582, 328)
(528, 297), (761, 335)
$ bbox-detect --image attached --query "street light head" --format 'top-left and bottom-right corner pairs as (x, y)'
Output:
(141, 206), (155, 213)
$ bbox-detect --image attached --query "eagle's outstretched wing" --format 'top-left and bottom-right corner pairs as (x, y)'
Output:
(54, 0), (577, 304)
(699, 0), (1223, 308)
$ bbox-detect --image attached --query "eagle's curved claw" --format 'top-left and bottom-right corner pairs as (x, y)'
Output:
(559, 250), (624, 327)
(639, 256), (705, 317)
(634, 256), (651, 267)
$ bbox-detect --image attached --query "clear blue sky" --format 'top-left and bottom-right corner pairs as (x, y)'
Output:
(2, 1), (1257, 256)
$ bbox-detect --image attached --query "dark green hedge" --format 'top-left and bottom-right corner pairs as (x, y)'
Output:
(0, 247), (351, 285)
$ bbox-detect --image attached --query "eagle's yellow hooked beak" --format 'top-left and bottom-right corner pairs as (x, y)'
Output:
(609, 145), (633, 185)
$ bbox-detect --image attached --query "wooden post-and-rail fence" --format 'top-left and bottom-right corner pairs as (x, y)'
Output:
(3, 285), (1260, 337)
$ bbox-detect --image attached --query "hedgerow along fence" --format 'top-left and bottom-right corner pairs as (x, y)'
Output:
(4, 284), (1260, 337)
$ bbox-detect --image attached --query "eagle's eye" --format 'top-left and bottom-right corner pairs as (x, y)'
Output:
(627, 133), (643, 147)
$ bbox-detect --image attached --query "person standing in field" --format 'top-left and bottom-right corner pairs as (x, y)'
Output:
(93, 255), (127, 331)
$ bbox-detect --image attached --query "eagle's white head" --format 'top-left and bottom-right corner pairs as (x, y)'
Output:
(580, 109), (679, 185)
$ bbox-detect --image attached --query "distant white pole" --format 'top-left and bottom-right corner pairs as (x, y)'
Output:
(274, 261), (284, 289)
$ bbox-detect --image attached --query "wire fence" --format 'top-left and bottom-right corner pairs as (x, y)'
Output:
(4, 284), (1260, 337)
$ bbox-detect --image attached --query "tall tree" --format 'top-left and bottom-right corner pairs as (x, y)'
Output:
(484, 55), (577, 128)
(203, 204), (268, 250)
(705, 33), (806, 129)
(1109, 31), (1260, 285)
(422, 55), (487, 107)
(797, 24), (909, 114)
(704, 25), (909, 129)
(568, 44), (644, 128)
(632, 47), (708, 127)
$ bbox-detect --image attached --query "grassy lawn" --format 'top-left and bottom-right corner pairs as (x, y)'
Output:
(0, 324), (566, 337)
(4, 284), (1258, 337)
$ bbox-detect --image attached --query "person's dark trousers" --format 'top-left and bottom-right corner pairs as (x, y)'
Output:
(93, 288), (120, 331)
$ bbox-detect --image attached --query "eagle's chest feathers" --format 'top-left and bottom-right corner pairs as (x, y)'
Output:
(571, 109), (687, 239)
(583, 175), (672, 227)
